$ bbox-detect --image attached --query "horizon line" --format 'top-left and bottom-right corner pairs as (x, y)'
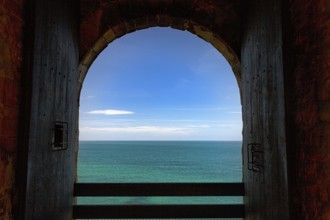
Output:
(78, 139), (243, 141)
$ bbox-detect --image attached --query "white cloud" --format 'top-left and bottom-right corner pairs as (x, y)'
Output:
(79, 124), (243, 140)
(186, 124), (210, 128)
(81, 126), (191, 134)
(87, 109), (134, 115)
(215, 124), (239, 127)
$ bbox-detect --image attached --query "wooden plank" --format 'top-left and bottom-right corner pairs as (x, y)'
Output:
(74, 182), (244, 197)
(241, 0), (289, 219)
(72, 204), (245, 219)
(24, 0), (79, 219)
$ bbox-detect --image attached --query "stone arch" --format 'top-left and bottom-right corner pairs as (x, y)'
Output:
(78, 0), (241, 91)
(78, 22), (241, 92)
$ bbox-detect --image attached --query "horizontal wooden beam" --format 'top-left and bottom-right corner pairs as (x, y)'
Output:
(74, 182), (244, 197)
(72, 204), (245, 219)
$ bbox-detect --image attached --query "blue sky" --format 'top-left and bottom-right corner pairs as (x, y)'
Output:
(79, 27), (242, 140)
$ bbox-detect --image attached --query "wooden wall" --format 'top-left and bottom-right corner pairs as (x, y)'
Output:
(241, 0), (289, 219)
(23, 0), (79, 219)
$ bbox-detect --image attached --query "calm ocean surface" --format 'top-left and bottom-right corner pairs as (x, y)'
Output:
(77, 141), (243, 205)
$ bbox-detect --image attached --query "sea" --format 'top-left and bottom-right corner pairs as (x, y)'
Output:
(77, 140), (243, 206)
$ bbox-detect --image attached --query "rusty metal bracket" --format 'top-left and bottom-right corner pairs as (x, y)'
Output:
(247, 143), (263, 172)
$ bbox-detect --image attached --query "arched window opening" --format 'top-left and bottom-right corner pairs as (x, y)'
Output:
(77, 27), (243, 207)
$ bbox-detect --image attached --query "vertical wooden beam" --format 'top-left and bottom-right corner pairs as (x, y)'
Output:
(241, 0), (289, 219)
(24, 0), (79, 219)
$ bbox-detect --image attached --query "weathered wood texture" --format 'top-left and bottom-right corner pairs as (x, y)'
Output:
(73, 183), (245, 218)
(241, 0), (289, 219)
(24, 0), (79, 219)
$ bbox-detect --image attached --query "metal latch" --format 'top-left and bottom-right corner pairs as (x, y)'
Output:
(52, 121), (68, 151)
(247, 143), (263, 172)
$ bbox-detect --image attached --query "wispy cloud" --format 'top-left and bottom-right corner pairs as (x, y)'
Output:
(226, 111), (242, 114)
(214, 124), (239, 127)
(186, 124), (210, 128)
(191, 48), (228, 76)
(81, 126), (190, 134)
(87, 109), (134, 115)
(81, 95), (94, 99)
(168, 107), (232, 111)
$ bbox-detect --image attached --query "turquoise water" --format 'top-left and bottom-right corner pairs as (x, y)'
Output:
(77, 141), (243, 204)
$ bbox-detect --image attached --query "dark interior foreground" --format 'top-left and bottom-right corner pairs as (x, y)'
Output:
(0, 0), (329, 219)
